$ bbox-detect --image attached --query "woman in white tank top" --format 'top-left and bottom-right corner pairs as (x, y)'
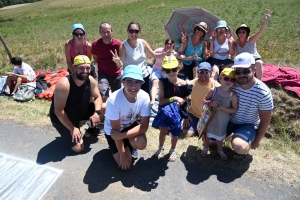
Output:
(235, 9), (271, 80)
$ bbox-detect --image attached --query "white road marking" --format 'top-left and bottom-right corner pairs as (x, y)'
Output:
(0, 152), (63, 200)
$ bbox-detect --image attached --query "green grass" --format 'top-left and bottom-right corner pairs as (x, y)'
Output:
(0, 0), (300, 71)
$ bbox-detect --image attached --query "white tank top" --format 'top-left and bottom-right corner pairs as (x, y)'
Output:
(212, 38), (230, 60)
(123, 39), (149, 78)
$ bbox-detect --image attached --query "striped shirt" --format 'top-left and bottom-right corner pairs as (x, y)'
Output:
(230, 80), (273, 126)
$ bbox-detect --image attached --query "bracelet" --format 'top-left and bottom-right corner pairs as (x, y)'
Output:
(169, 97), (174, 103)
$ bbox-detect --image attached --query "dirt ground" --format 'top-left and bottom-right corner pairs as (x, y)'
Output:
(0, 3), (30, 10)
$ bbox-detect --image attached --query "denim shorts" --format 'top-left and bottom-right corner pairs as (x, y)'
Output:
(227, 121), (258, 145)
(182, 112), (199, 133)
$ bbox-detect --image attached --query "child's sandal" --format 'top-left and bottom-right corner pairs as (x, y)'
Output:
(169, 148), (176, 162)
(154, 146), (164, 159)
(201, 147), (209, 157)
(218, 150), (228, 160)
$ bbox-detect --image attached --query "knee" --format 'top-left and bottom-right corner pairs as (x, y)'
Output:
(182, 130), (195, 137)
(136, 139), (147, 150)
(231, 137), (250, 155)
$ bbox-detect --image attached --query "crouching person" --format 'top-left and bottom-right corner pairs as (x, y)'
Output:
(49, 55), (103, 153)
(104, 65), (150, 170)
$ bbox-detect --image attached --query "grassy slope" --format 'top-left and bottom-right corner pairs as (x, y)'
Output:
(0, 0), (299, 187)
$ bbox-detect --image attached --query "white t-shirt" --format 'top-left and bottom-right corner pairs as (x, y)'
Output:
(230, 80), (274, 126)
(13, 62), (36, 81)
(104, 88), (151, 135)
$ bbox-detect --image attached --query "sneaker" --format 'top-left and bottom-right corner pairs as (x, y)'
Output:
(131, 148), (139, 160)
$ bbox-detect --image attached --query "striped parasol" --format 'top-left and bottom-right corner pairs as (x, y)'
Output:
(164, 8), (234, 41)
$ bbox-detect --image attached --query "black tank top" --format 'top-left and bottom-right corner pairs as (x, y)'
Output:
(50, 75), (91, 127)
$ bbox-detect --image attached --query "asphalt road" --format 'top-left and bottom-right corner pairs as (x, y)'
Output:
(0, 121), (299, 200)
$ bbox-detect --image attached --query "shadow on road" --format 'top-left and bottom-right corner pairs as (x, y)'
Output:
(180, 145), (253, 184)
(36, 136), (98, 164)
(83, 149), (169, 192)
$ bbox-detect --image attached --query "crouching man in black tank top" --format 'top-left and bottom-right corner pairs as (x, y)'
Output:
(49, 55), (103, 153)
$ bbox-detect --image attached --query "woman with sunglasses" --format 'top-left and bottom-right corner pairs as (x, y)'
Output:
(206, 20), (235, 79)
(153, 55), (192, 162)
(65, 23), (92, 74)
(116, 21), (170, 95)
(178, 22), (210, 81)
(235, 9), (271, 80)
(201, 68), (238, 160)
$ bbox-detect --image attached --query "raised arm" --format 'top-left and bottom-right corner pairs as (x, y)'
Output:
(177, 32), (188, 53)
(143, 39), (169, 59)
(249, 9), (271, 44)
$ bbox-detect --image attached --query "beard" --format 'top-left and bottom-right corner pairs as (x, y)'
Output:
(75, 72), (89, 81)
(237, 74), (254, 85)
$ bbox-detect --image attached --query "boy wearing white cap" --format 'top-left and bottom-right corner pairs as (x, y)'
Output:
(104, 65), (150, 170)
(228, 52), (273, 158)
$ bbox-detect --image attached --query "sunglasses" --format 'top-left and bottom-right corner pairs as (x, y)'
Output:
(222, 76), (236, 82)
(198, 70), (210, 75)
(238, 31), (246, 34)
(73, 33), (85, 37)
(196, 27), (204, 32)
(165, 68), (178, 74)
(166, 42), (174, 45)
(217, 28), (226, 31)
(234, 68), (252, 75)
(128, 29), (140, 34)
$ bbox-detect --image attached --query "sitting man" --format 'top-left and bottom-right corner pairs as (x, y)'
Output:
(228, 52), (273, 158)
(49, 55), (103, 153)
(5, 57), (36, 96)
(104, 65), (150, 170)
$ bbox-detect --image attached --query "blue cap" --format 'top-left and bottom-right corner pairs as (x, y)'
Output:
(72, 23), (86, 34)
(215, 20), (228, 30)
(122, 65), (145, 84)
(198, 62), (211, 72)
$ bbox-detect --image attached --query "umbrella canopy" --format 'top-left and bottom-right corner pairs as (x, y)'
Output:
(164, 8), (234, 41)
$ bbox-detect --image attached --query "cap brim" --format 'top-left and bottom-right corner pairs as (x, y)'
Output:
(122, 74), (145, 84)
(232, 64), (252, 69)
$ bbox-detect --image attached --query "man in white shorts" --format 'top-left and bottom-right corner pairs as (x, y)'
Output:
(104, 65), (150, 170)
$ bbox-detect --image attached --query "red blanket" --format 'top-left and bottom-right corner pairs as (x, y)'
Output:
(262, 64), (300, 98)
(35, 70), (69, 100)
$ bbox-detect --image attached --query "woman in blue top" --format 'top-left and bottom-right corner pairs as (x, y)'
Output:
(178, 22), (210, 80)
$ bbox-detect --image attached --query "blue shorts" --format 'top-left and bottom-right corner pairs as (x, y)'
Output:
(182, 113), (199, 133)
(227, 121), (258, 145)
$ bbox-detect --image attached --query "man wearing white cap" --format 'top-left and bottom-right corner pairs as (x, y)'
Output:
(104, 65), (150, 170)
(228, 52), (273, 158)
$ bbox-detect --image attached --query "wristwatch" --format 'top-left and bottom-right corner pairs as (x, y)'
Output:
(95, 110), (102, 115)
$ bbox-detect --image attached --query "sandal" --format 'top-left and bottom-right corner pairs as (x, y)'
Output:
(218, 150), (228, 160)
(169, 148), (176, 162)
(154, 146), (164, 158)
(201, 147), (209, 157)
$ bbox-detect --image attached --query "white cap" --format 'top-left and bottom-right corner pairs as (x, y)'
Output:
(232, 52), (255, 69)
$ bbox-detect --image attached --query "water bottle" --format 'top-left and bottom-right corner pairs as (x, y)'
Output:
(51, 73), (57, 77)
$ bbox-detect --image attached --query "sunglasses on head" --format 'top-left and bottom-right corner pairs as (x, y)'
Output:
(234, 68), (252, 75)
(165, 68), (178, 74)
(198, 70), (210, 75)
(73, 33), (85, 37)
(222, 76), (236, 82)
(128, 29), (140, 34)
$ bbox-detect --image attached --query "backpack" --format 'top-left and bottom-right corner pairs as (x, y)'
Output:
(0, 76), (7, 94)
(13, 84), (35, 102)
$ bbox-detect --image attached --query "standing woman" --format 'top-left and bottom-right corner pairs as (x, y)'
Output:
(206, 20), (235, 79)
(235, 9), (271, 80)
(65, 23), (92, 74)
(117, 21), (170, 95)
(178, 22), (210, 80)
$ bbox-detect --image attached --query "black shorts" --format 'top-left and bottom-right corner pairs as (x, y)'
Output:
(105, 121), (140, 155)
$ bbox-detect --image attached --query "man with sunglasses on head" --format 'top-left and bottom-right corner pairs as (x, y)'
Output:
(228, 52), (273, 159)
(182, 62), (220, 137)
(92, 22), (122, 121)
(104, 65), (150, 170)
(49, 55), (103, 153)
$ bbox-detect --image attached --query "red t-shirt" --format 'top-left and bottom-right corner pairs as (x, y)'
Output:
(92, 38), (122, 77)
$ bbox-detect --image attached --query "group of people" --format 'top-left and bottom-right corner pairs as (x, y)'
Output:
(4, 9), (273, 170)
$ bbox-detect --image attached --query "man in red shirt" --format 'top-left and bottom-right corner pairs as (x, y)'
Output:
(92, 22), (122, 119)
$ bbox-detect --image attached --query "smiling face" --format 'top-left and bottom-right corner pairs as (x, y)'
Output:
(197, 69), (211, 84)
(234, 66), (255, 85)
(73, 28), (85, 41)
(127, 24), (140, 40)
(74, 63), (90, 80)
(99, 23), (113, 41)
(164, 39), (174, 51)
(193, 26), (205, 38)
(122, 78), (142, 99)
